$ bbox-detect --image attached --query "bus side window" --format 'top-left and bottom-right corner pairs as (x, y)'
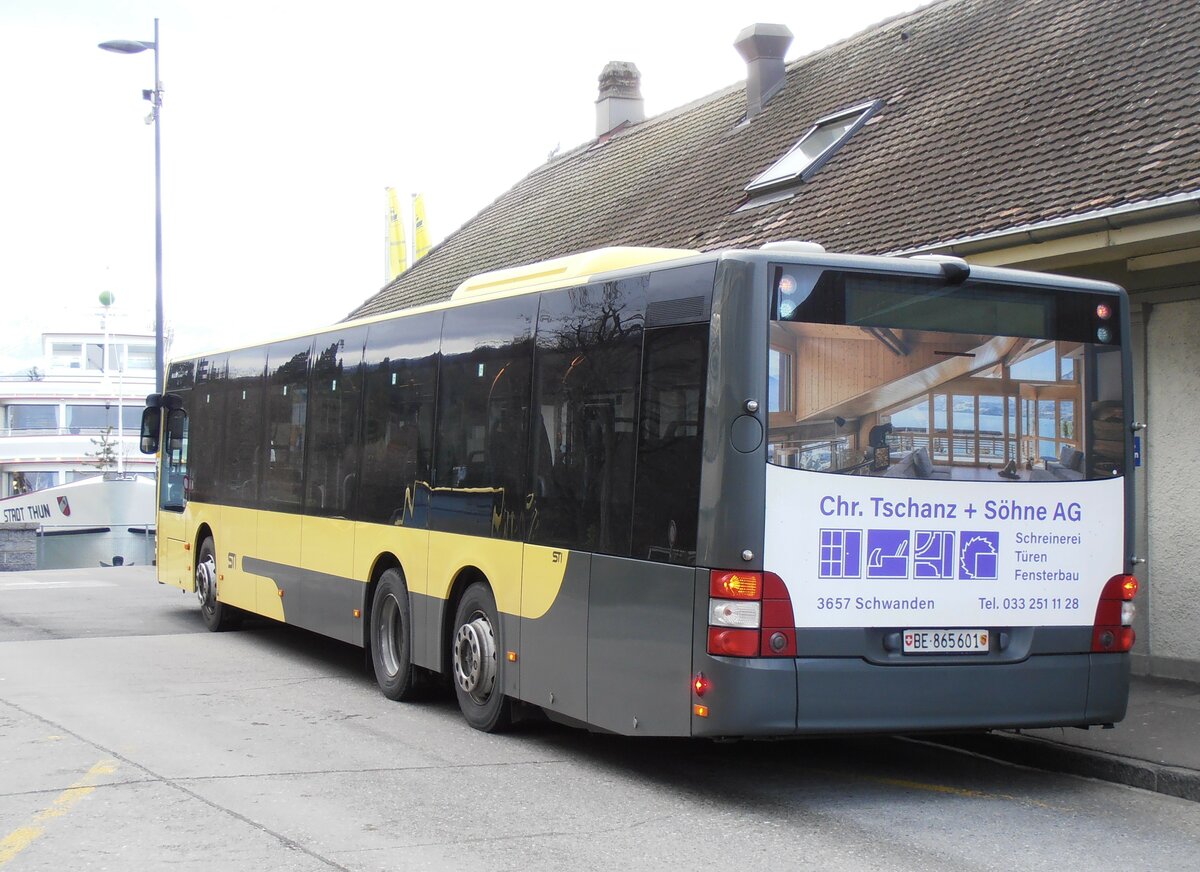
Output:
(528, 279), (644, 554)
(262, 338), (313, 514)
(630, 324), (709, 564)
(219, 346), (267, 509)
(433, 297), (536, 538)
(304, 328), (367, 518)
(358, 311), (441, 527)
(187, 355), (226, 505)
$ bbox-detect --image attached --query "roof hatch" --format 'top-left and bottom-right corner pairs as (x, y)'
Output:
(746, 100), (882, 194)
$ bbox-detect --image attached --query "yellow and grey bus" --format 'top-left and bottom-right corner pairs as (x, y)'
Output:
(140, 243), (1139, 736)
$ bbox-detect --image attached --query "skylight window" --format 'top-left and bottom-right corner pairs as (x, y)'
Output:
(745, 100), (881, 193)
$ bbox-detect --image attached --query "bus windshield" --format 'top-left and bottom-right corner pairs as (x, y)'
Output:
(767, 268), (1126, 482)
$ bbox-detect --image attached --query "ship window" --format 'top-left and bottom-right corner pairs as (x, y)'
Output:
(52, 343), (81, 369)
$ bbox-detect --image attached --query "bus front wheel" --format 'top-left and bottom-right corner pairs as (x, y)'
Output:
(451, 582), (512, 732)
(195, 536), (237, 632)
(370, 569), (419, 701)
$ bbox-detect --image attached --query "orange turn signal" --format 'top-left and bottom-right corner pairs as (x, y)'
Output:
(709, 570), (762, 600)
(1120, 576), (1139, 600)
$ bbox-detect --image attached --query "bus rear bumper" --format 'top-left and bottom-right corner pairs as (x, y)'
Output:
(690, 653), (1130, 737)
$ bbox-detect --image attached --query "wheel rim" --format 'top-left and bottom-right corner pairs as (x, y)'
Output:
(453, 610), (497, 704)
(378, 593), (404, 678)
(195, 552), (217, 614)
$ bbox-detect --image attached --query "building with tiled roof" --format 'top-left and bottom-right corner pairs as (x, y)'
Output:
(350, 0), (1200, 682)
(351, 0), (1200, 319)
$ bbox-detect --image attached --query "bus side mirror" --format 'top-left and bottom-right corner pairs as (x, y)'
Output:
(140, 406), (162, 454)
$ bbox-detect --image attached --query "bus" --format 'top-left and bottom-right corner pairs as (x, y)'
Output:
(140, 242), (1138, 736)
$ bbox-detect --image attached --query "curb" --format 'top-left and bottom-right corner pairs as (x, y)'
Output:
(931, 732), (1200, 803)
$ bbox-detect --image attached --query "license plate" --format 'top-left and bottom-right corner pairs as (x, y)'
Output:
(903, 629), (989, 654)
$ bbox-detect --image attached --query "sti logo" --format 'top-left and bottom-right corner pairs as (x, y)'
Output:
(57, 496), (71, 517)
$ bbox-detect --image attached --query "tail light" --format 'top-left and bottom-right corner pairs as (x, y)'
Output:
(710, 571), (761, 600)
(707, 628), (760, 656)
(1092, 573), (1139, 653)
(705, 569), (796, 658)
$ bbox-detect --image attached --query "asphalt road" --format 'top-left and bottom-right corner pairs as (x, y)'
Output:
(1, 566), (1198, 871)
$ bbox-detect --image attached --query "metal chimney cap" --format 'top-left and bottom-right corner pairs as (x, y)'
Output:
(734, 23), (794, 62)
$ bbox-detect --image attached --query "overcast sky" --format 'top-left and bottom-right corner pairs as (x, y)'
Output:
(0, 0), (925, 371)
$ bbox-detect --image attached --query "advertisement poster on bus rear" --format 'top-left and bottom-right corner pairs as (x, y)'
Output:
(765, 466), (1125, 628)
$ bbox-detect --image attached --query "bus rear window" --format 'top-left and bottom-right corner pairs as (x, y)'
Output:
(767, 269), (1125, 482)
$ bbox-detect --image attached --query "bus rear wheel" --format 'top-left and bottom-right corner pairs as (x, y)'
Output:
(451, 582), (512, 732)
(370, 569), (419, 701)
(195, 536), (237, 632)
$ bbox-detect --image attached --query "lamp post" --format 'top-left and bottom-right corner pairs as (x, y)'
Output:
(99, 18), (164, 394)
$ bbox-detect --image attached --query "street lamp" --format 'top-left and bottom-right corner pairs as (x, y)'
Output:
(99, 19), (164, 394)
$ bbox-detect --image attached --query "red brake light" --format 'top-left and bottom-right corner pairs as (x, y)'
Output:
(710, 570), (762, 600)
(707, 628), (760, 657)
(1092, 574), (1139, 652)
(693, 673), (710, 697)
(1092, 626), (1135, 653)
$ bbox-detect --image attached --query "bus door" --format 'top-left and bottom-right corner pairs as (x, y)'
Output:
(156, 403), (190, 590)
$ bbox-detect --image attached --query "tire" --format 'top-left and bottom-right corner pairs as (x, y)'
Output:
(370, 568), (419, 701)
(195, 536), (237, 632)
(451, 582), (512, 732)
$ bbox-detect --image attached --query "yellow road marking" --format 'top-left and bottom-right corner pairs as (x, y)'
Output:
(0, 760), (117, 866)
(867, 774), (995, 799)
(814, 768), (1059, 809)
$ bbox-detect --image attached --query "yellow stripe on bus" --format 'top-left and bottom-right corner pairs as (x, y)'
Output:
(521, 544), (571, 620)
(179, 503), (573, 621)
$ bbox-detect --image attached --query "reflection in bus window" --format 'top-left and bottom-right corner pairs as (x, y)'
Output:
(433, 297), (536, 538)
(305, 328), (366, 518)
(631, 323), (708, 563)
(528, 280), (644, 554)
(160, 407), (189, 511)
(768, 271), (1125, 482)
(358, 312), (441, 526)
(219, 346), (266, 508)
(262, 339), (312, 512)
(186, 355), (225, 504)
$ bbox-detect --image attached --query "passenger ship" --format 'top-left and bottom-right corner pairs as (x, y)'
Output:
(0, 474), (156, 569)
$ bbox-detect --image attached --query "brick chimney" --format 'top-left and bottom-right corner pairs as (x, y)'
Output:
(734, 23), (794, 120)
(595, 61), (644, 136)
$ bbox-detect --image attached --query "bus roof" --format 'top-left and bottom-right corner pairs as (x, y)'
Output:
(450, 246), (698, 302)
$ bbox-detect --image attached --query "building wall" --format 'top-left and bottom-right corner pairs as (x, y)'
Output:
(1144, 297), (1200, 678)
(1049, 255), (1200, 682)
(0, 524), (37, 572)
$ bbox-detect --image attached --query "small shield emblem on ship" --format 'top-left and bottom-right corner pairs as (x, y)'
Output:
(57, 496), (71, 517)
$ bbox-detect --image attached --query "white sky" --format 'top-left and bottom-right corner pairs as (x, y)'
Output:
(0, 0), (924, 371)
